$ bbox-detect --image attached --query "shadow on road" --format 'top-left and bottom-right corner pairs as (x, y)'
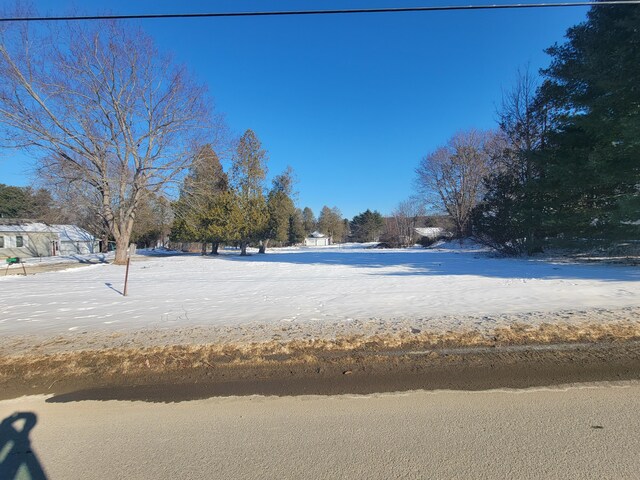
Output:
(0, 412), (47, 479)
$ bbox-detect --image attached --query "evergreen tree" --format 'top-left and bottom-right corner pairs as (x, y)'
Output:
(317, 206), (345, 242)
(301, 207), (316, 235)
(229, 130), (269, 255)
(289, 209), (306, 245)
(171, 144), (230, 254)
(350, 209), (385, 243)
(0, 184), (54, 220)
(538, 3), (640, 243)
(260, 167), (296, 253)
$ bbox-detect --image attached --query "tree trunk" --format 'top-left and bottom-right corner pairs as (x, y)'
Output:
(113, 218), (135, 265)
(211, 242), (219, 255)
(101, 234), (109, 253)
(114, 235), (131, 264)
(201, 242), (207, 255)
(240, 241), (248, 256)
(258, 239), (269, 254)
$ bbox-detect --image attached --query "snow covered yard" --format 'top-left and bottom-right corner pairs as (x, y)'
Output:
(1, 243), (639, 341)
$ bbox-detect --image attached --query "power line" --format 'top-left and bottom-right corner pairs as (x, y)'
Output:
(1, 1), (639, 23)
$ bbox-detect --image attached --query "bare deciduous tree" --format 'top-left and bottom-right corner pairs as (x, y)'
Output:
(0, 19), (213, 263)
(498, 66), (549, 182)
(391, 197), (426, 246)
(415, 130), (498, 238)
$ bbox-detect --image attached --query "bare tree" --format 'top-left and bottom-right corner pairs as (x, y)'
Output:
(391, 197), (426, 246)
(0, 19), (213, 263)
(497, 66), (549, 182)
(415, 130), (498, 238)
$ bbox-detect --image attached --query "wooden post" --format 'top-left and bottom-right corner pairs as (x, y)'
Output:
(122, 243), (136, 296)
(123, 256), (131, 296)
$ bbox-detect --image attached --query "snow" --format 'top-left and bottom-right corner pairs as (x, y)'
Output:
(0, 222), (51, 233)
(1, 244), (639, 338)
(415, 227), (444, 238)
(51, 224), (96, 242)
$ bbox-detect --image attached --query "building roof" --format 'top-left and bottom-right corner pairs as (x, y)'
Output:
(308, 231), (326, 238)
(0, 221), (52, 233)
(51, 225), (96, 242)
(0, 220), (95, 241)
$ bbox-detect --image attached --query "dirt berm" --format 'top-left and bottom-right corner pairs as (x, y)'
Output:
(2, 321), (640, 402)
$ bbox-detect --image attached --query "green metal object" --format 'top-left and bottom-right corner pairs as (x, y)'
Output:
(5, 257), (20, 264)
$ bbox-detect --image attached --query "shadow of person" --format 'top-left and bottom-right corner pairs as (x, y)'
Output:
(0, 412), (47, 479)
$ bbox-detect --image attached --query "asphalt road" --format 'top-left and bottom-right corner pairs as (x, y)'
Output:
(2, 382), (640, 479)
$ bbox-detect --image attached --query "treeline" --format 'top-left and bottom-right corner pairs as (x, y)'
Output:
(168, 131), (404, 252)
(0, 184), (54, 220)
(416, 4), (639, 255)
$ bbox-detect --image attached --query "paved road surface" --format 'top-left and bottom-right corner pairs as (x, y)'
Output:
(2, 382), (639, 479)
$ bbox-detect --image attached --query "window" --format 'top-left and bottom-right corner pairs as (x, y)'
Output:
(0, 236), (4, 248)
(16, 236), (24, 248)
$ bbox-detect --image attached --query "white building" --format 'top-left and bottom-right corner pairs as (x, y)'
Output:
(50, 224), (99, 255)
(0, 220), (98, 258)
(304, 231), (330, 247)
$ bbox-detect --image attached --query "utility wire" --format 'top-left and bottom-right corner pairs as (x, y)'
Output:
(1, 1), (639, 23)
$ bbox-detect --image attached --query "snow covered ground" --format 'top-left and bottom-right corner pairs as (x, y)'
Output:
(1, 242), (639, 341)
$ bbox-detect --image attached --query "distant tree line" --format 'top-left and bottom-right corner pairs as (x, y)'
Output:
(0, 184), (54, 220)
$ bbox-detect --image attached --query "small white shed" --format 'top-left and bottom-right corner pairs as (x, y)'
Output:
(304, 231), (330, 247)
(51, 224), (98, 255)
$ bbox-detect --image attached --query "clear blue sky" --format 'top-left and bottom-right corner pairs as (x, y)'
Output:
(0, 1), (588, 219)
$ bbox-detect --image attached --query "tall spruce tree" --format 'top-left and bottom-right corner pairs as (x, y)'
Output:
(538, 2), (640, 244)
(229, 130), (269, 255)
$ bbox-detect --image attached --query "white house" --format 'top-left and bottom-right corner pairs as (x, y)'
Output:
(0, 220), (98, 258)
(304, 231), (330, 247)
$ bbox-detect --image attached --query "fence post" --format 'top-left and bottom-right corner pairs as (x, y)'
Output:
(123, 243), (136, 296)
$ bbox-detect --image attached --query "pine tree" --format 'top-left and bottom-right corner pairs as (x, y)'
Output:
(229, 130), (269, 255)
(288, 209), (306, 245)
(317, 206), (345, 242)
(538, 3), (640, 244)
(171, 145), (230, 254)
(301, 207), (316, 235)
(260, 167), (296, 253)
(350, 210), (385, 243)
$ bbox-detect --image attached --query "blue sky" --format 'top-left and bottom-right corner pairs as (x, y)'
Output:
(0, 1), (588, 219)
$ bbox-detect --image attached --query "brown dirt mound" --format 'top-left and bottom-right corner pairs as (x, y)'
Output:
(2, 321), (640, 401)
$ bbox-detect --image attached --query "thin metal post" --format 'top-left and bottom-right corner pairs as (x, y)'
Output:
(123, 256), (131, 296)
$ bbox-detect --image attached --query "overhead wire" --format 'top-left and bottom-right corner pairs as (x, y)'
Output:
(1, 1), (639, 23)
